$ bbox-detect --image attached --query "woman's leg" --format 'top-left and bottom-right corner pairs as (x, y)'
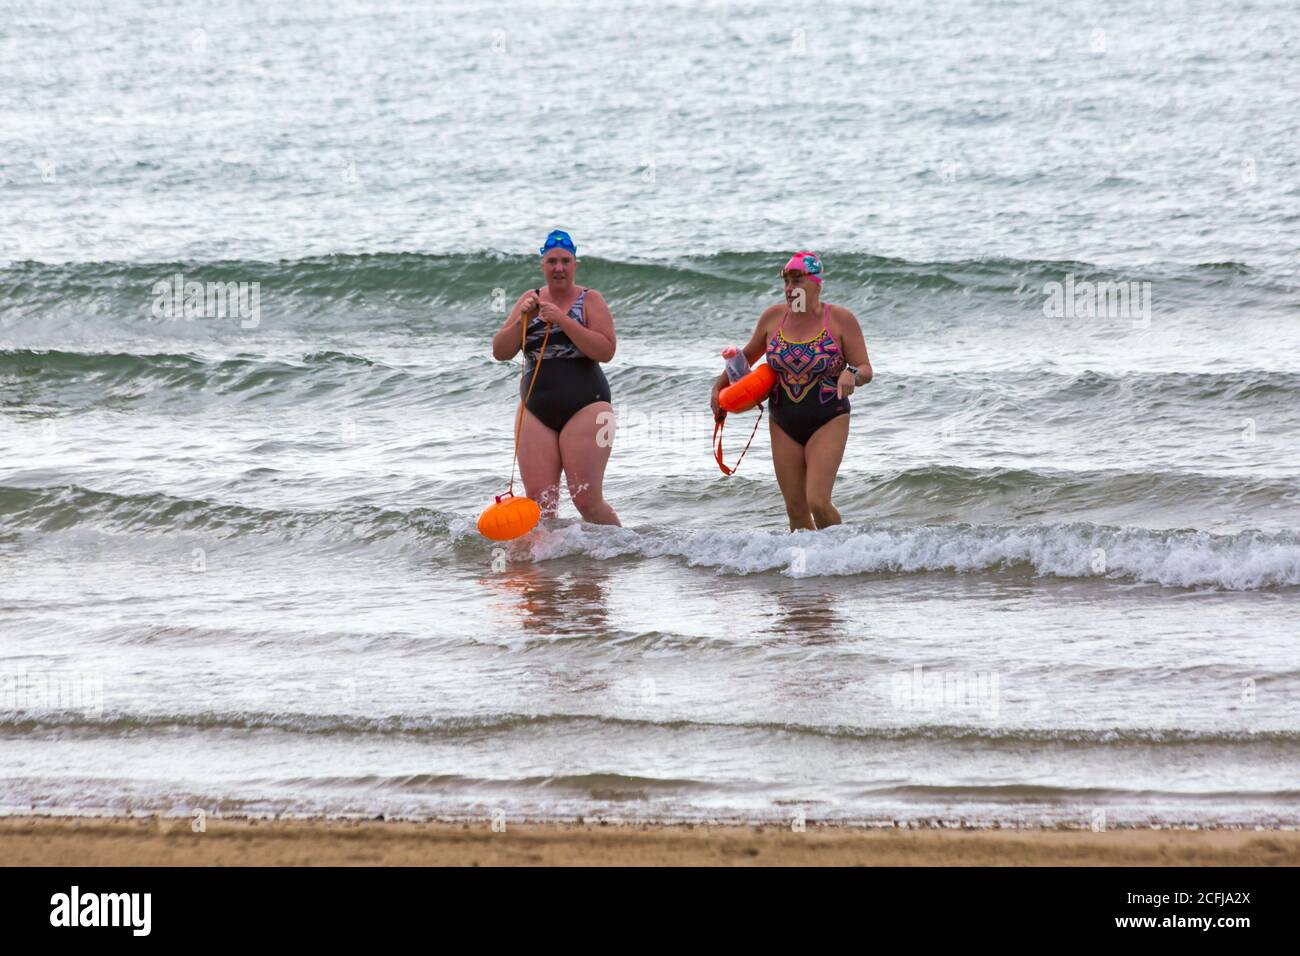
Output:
(770, 419), (815, 531)
(804, 414), (850, 529)
(516, 404), (563, 518)
(559, 401), (621, 526)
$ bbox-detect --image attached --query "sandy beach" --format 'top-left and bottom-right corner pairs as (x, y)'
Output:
(2, 817), (1297, 866)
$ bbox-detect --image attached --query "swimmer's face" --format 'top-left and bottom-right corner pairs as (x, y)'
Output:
(782, 270), (818, 303)
(541, 250), (576, 284)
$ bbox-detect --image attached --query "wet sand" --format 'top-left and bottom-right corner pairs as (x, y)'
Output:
(2, 817), (1297, 866)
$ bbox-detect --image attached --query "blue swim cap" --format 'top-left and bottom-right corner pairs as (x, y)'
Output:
(540, 229), (577, 256)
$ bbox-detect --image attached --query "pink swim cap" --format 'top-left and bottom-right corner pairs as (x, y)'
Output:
(781, 251), (823, 283)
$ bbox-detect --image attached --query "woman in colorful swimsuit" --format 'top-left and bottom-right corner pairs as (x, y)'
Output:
(491, 230), (621, 525)
(710, 252), (873, 531)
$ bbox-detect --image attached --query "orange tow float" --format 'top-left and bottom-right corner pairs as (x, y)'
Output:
(713, 362), (776, 476)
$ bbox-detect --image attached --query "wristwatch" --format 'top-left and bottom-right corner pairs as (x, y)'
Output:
(844, 363), (859, 378)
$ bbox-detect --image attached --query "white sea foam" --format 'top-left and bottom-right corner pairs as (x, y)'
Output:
(524, 522), (1300, 590)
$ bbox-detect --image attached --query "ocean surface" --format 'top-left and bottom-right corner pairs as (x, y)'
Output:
(2, 0), (1298, 827)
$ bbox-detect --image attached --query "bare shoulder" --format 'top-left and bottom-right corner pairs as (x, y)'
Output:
(583, 288), (613, 324)
(827, 304), (862, 339)
(827, 303), (859, 326)
(758, 301), (785, 331)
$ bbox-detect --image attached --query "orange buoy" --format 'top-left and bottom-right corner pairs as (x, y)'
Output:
(720, 363), (777, 413)
(477, 491), (541, 541)
(713, 363), (774, 476)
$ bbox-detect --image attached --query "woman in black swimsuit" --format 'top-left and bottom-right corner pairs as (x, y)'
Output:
(710, 252), (873, 531)
(491, 230), (621, 525)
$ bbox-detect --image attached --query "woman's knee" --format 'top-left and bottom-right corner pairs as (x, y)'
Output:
(568, 480), (601, 514)
(529, 483), (559, 516)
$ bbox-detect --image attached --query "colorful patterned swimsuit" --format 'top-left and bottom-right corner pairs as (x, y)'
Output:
(765, 303), (850, 446)
(520, 287), (612, 432)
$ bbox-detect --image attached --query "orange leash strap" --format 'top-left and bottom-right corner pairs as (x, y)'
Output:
(508, 290), (549, 496)
(713, 404), (763, 476)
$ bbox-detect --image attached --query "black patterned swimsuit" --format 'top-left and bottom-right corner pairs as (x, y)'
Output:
(765, 303), (851, 445)
(520, 288), (612, 432)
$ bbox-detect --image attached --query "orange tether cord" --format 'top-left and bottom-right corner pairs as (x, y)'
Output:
(713, 405), (763, 476)
(506, 290), (549, 497)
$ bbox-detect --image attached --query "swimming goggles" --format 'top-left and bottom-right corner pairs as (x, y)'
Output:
(540, 230), (577, 255)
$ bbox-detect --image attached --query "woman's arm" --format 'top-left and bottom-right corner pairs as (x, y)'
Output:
(552, 289), (616, 363)
(710, 304), (781, 417)
(491, 290), (540, 361)
(831, 306), (873, 398)
(741, 306), (779, 366)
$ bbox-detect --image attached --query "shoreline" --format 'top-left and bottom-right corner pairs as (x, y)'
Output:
(3, 816), (1298, 866)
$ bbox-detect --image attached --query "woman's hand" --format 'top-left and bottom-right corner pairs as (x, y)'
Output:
(538, 301), (567, 327)
(520, 290), (541, 319)
(836, 369), (857, 399)
(710, 374), (728, 422)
